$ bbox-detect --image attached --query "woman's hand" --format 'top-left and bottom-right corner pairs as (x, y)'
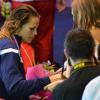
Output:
(44, 80), (63, 92)
(29, 95), (48, 100)
(29, 95), (41, 100)
(49, 73), (62, 82)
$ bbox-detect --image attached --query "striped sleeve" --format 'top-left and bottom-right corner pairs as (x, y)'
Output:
(0, 48), (19, 55)
(0, 39), (50, 97)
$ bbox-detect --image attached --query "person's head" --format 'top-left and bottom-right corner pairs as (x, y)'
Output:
(56, 0), (66, 5)
(56, 0), (66, 11)
(64, 28), (95, 61)
(0, 4), (40, 43)
(72, 0), (100, 30)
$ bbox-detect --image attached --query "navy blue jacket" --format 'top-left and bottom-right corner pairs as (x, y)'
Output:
(0, 36), (50, 100)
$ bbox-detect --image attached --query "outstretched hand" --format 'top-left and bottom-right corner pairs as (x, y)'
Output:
(44, 80), (63, 92)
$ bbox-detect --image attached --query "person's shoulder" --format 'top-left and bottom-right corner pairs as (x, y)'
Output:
(85, 76), (100, 95)
(86, 76), (100, 88)
(0, 37), (17, 50)
(82, 76), (100, 100)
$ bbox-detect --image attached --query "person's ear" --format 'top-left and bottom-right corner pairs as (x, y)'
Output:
(64, 49), (68, 58)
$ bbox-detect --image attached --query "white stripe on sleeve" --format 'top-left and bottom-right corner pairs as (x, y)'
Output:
(0, 48), (19, 55)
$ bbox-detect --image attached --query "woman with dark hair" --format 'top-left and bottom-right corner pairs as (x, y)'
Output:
(0, 4), (62, 100)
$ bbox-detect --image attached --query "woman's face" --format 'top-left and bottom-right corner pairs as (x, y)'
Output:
(17, 16), (40, 43)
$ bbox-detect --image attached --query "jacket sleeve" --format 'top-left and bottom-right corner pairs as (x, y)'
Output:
(0, 47), (50, 97)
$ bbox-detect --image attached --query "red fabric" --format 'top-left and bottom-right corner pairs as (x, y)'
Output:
(20, 42), (35, 73)
(12, 0), (55, 63)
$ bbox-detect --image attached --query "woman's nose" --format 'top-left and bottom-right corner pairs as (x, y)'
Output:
(34, 30), (37, 36)
(32, 30), (37, 37)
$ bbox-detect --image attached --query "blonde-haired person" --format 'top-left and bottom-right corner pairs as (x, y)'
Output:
(72, 0), (100, 60)
(0, 4), (62, 100)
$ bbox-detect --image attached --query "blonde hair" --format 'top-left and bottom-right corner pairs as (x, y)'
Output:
(72, 0), (100, 29)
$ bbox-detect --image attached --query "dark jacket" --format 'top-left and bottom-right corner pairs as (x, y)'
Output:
(53, 65), (100, 100)
(0, 36), (50, 100)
